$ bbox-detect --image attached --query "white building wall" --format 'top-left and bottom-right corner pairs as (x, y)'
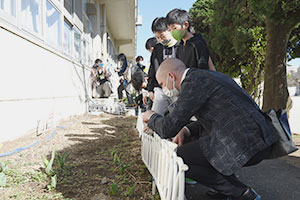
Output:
(0, 0), (137, 143)
(0, 27), (90, 142)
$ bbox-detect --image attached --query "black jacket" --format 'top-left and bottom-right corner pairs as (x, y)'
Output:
(148, 69), (279, 176)
(176, 33), (210, 69)
(147, 43), (179, 92)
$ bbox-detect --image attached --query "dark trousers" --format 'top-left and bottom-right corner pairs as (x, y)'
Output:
(177, 140), (271, 197)
(117, 83), (133, 105)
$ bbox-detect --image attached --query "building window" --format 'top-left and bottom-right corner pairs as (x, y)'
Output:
(74, 0), (82, 21)
(0, 0), (15, 16)
(63, 20), (72, 54)
(74, 28), (81, 62)
(64, 0), (73, 15)
(82, 39), (88, 64)
(46, 0), (61, 48)
(20, 0), (41, 35)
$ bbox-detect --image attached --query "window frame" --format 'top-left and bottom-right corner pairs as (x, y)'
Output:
(0, 0), (17, 24)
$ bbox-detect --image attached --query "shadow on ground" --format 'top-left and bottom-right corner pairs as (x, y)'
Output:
(45, 116), (153, 200)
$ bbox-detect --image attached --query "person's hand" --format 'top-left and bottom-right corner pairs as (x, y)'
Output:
(173, 127), (190, 147)
(142, 96), (148, 105)
(142, 110), (154, 123)
(149, 92), (154, 101)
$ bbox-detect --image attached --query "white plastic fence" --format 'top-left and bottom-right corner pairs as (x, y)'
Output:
(137, 112), (188, 200)
(89, 99), (126, 115)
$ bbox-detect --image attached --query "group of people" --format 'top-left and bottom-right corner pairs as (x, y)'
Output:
(138, 8), (281, 200)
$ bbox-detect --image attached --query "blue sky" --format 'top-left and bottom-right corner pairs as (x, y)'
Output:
(136, 0), (196, 62)
(288, 58), (300, 67)
(136, 0), (300, 67)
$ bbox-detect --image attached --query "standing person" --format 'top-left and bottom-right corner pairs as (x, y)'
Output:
(148, 17), (179, 115)
(115, 53), (134, 106)
(166, 8), (216, 71)
(143, 58), (279, 200)
(90, 59), (99, 98)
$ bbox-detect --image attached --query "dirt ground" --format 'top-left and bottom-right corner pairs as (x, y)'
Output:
(0, 113), (156, 200)
(1, 113), (300, 200)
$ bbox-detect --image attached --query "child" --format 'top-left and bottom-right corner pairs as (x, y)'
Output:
(145, 37), (158, 54)
(148, 17), (179, 115)
(166, 8), (216, 71)
(115, 53), (134, 106)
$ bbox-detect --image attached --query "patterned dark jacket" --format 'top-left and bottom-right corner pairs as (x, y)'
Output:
(148, 68), (279, 176)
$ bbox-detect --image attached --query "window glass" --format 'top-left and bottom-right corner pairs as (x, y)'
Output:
(64, 0), (73, 15)
(63, 20), (72, 54)
(20, 0), (41, 34)
(46, 0), (61, 48)
(74, 29), (81, 62)
(0, 0), (15, 16)
(82, 39), (87, 64)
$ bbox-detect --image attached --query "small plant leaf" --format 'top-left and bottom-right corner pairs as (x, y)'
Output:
(0, 172), (6, 187)
(109, 181), (118, 196)
(113, 153), (119, 165)
(0, 162), (7, 172)
(125, 183), (136, 197)
(42, 156), (49, 168)
(46, 148), (56, 175)
(51, 175), (57, 189)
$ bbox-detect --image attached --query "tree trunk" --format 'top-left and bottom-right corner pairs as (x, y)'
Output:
(262, 18), (291, 112)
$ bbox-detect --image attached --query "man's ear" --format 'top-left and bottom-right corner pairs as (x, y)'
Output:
(169, 72), (176, 80)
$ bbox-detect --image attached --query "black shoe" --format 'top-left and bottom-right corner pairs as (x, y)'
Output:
(206, 189), (229, 199)
(228, 188), (261, 200)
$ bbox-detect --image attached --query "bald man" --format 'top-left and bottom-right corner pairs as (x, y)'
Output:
(142, 58), (279, 200)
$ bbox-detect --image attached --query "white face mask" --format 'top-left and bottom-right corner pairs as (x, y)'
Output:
(162, 75), (179, 98)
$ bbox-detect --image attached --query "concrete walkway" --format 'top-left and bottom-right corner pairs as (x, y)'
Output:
(289, 86), (300, 134)
(185, 156), (300, 200)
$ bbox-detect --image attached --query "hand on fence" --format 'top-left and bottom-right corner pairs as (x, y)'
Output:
(142, 110), (154, 123)
(173, 127), (191, 146)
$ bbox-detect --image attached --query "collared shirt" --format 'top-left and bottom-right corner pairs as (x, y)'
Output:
(181, 68), (190, 84)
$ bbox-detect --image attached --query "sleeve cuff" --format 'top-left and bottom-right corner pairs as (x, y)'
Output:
(183, 126), (191, 137)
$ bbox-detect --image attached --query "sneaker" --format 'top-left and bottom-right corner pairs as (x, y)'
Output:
(185, 178), (197, 185)
(206, 189), (228, 199)
(227, 188), (261, 200)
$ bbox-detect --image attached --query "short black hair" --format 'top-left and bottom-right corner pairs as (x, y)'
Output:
(131, 71), (145, 91)
(151, 17), (168, 33)
(95, 59), (102, 64)
(145, 37), (158, 50)
(136, 56), (144, 62)
(166, 8), (191, 31)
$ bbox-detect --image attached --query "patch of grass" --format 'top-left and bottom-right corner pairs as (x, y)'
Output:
(6, 168), (28, 186)
(0, 162), (8, 187)
(97, 165), (105, 169)
(25, 170), (48, 183)
(57, 152), (70, 169)
(9, 191), (26, 199)
(123, 183), (136, 197)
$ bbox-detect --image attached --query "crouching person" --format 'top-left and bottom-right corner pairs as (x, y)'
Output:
(97, 62), (112, 98)
(142, 58), (279, 200)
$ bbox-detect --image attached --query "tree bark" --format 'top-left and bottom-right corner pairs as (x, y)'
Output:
(262, 18), (292, 112)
